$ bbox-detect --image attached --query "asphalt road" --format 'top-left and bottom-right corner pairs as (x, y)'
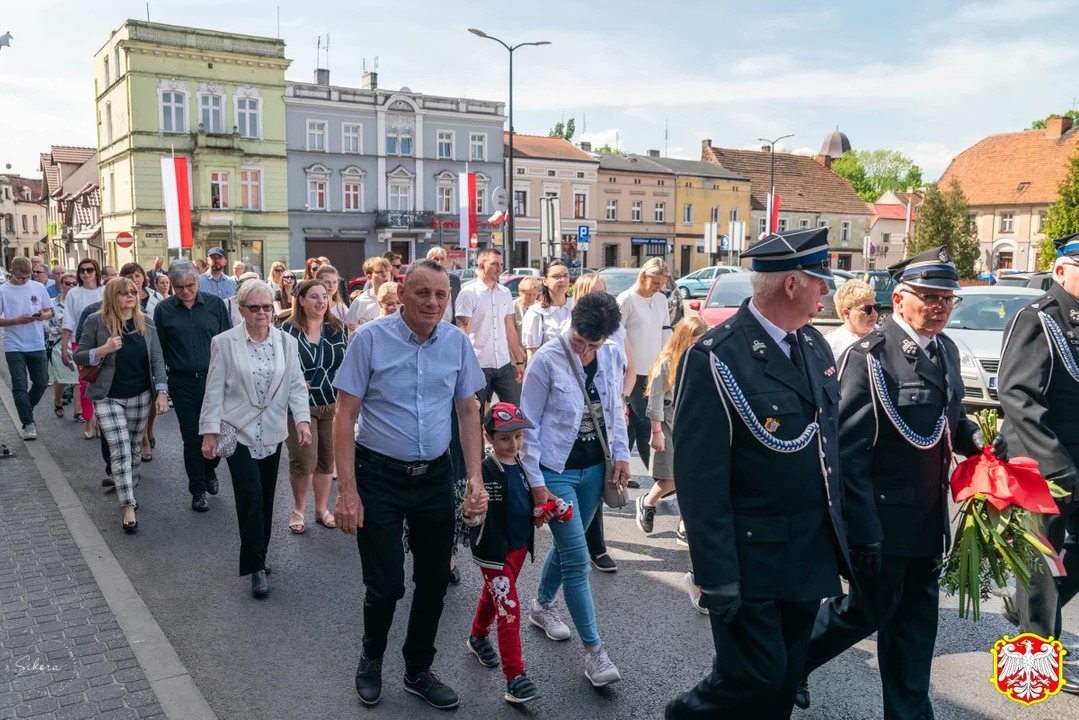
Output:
(7, 365), (1077, 718)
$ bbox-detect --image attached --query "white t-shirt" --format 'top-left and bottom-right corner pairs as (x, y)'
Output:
(522, 299), (573, 350)
(456, 280), (515, 368)
(62, 285), (105, 334)
(345, 292), (380, 326)
(617, 288), (669, 373)
(825, 326), (861, 359)
(0, 280), (52, 352)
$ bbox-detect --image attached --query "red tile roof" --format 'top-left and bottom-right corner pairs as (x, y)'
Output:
(938, 125), (1079, 206)
(43, 167), (62, 196)
(870, 204), (909, 221)
(701, 140), (870, 216)
(0, 175), (44, 202)
(504, 133), (598, 163)
(49, 146), (97, 166)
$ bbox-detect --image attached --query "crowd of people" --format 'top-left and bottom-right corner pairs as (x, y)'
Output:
(3, 231), (1079, 718)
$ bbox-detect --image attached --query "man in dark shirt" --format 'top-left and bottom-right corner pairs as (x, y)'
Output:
(153, 260), (232, 512)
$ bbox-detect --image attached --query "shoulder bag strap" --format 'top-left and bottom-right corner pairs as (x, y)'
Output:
(558, 336), (612, 463)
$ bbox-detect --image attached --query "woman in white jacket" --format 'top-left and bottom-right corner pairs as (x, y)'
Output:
(199, 280), (312, 598)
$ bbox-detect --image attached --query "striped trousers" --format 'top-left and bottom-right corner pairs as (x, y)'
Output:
(92, 391), (152, 508)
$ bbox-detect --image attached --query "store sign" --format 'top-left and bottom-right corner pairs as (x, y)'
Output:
(631, 237), (667, 245)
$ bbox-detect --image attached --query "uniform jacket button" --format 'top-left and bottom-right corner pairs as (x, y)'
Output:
(879, 494), (886, 500)
(772, 405), (779, 411)
(746, 531), (753, 538)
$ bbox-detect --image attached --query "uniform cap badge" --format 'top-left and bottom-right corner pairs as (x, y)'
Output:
(901, 338), (918, 355)
(938, 248), (951, 263)
(752, 339), (767, 355)
(764, 417), (780, 432)
(1069, 309), (1079, 323)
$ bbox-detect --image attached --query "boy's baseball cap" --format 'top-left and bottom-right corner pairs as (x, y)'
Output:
(483, 402), (534, 434)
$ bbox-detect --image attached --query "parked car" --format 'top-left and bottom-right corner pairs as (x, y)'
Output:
(946, 286), (1043, 410)
(594, 267), (684, 328)
(452, 268), (478, 282)
(689, 273), (754, 327)
(996, 272), (1053, 291)
(818, 276), (839, 321)
(831, 269), (855, 289)
(675, 265), (745, 299)
(860, 270), (896, 324)
(504, 267), (540, 278)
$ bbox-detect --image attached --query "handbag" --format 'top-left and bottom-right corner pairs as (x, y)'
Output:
(216, 405), (267, 459)
(78, 364), (101, 383)
(558, 337), (628, 509)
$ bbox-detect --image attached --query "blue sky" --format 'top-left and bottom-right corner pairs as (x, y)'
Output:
(2, 0), (1078, 181)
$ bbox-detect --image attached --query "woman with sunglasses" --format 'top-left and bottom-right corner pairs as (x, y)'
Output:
(61, 259), (105, 438)
(273, 271), (297, 324)
(825, 279), (880, 357)
(268, 261), (287, 294)
(74, 278), (169, 534)
(47, 272), (80, 418)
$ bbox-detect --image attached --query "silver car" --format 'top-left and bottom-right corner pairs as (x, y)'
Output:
(945, 286), (1044, 409)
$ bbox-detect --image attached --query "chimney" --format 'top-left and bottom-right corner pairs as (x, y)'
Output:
(362, 71), (378, 91)
(701, 139), (713, 161)
(762, 145), (771, 153)
(578, 141), (592, 152)
(1045, 115), (1073, 138)
(314, 68), (330, 86)
(816, 155), (832, 169)
(647, 149), (660, 158)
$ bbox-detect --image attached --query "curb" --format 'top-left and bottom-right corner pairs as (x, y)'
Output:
(0, 379), (218, 720)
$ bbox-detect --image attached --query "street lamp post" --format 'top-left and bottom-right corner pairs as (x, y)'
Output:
(469, 29), (550, 258)
(757, 134), (794, 236)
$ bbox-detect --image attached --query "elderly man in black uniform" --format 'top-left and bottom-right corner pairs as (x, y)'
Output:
(795, 247), (997, 718)
(667, 227), (855, 719)
(999, 233), (1079, 695)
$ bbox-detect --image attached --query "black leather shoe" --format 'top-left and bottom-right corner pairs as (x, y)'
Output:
(122, 520), (138, 534)
(102, 476), (115, 488)
(794, 677), (811, 709)
(448, 565), (461, 585)
(207, 472), (220, 496)
(355, 653), (383, 706)
(251, 570), (269, 598)
(191, 492), (209, 512)
(404, 669), (458, 709)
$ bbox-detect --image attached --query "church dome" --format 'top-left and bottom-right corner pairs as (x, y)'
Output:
(819, 130), (851, 159)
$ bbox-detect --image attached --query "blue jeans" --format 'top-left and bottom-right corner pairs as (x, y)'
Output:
(536, 462), (605, 647)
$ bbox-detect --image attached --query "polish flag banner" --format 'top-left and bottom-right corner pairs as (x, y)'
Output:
(459, 172), (477, 249)
(770, 194), (781, 235)
(488, 210), (507, 225)
(904, 197), (914, 246)
(160, 157), (193, 249)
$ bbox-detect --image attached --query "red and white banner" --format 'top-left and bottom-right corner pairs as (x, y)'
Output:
(160, 157), (193, 250)
(904, 197), (914, 246)
(459, 172), (477, 249)
(770, 194), (781, 236)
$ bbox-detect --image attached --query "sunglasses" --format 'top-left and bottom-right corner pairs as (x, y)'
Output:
(392, 265), (402, 271)
(116, 289), (137, 297)
(282, 275), (295, 280)
(900, 289), (963, 309)
(859, 303), (882, 315)
(32, 268), (46, 274)
(79, 267), (96, 273)
(62, 281), (77, 287)
(242, 304), (274, 313)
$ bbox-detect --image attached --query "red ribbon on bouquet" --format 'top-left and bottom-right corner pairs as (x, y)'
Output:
(950, 449), (1060, 515)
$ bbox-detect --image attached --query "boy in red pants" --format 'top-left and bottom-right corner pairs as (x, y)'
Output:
(467, 402), (543, 704)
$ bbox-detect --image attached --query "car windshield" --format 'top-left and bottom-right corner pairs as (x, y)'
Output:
(995, 277), (1030, 287)
(948, 293), (1035, 331)
(706, 275), (754, 308)
(601, 271), (640, 297)
(864, 274), (893, 292)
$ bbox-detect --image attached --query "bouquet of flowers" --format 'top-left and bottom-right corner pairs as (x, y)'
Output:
(940, 409), (1067, 620)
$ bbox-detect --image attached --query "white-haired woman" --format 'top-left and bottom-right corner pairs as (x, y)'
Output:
(826, 279), (879, 357)
(199, 280), (312, 598)
(615, 257), (670, 499)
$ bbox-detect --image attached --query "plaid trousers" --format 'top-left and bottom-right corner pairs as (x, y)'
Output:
(93, 391), (152, 508)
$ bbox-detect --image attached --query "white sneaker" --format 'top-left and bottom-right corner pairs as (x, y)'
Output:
(22, 423), (37, 440)
(528, 600), (571, 641)
(584, 643), (621, 687)
(684, 572), (708, 616)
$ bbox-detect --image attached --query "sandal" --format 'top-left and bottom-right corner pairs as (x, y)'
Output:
(141, 454), (153, 462)
(54, 405), (64, 418)
(73, 412), (83, 423)
(289, 509), (306, 534)
(315, 510), (337, 529)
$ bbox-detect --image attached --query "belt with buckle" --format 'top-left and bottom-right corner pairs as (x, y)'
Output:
(355, 445), (447, 477)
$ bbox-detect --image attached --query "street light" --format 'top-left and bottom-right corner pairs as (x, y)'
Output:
(469, 29), (550, 257)
(757, 133), (794, 236)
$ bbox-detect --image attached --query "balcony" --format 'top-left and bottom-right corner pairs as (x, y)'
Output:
(375, 209), (435, 229)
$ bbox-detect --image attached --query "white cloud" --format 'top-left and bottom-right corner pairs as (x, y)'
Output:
(580, 128), (623, 151)
(731, 55), (794, 76)
(948, 0), (1073, 25)
(895, 142), (963, 182)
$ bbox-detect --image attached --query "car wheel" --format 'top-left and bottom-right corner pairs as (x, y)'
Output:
(677, 287), (690, 300)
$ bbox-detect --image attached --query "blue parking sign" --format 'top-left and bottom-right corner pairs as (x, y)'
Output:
(577, 225), (590, 242)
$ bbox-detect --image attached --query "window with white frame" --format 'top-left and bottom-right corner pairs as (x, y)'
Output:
(683, 203), (693, 225)
(840, 221), (851, 242)
(341, 167), (364, 212)
(21, 216), (27, 233)
(730, 207), (739, 222)
(308, 179), (327, 210)
(161, 91), (186, 133)
(210, 171), (229, 209)
(387, 128), (412, 156)
(200, 94), (224, 133)
(777, 217), (788, 232)
(437, 131), (453, 159)
(437, 185), (454, 214)
(513, 190), (528, 216)
(33, 216), (38, 234)
(344, 182), (361, 212)
(389, 183), (412, 210)
(470, 133), (486, 161)
(113, 47), (120, 79)
(547, 169), (556, 177)
(108, 168), (115, 213)
(606, 200), (617, 220)
(476, 187), (486, 215)
(105, 102), (113, 144)
(1000, 213), (1014, 232)
(575, 194), (587, 220)
(758, 217), (768, 237)
(237, 98), (260, 138)
(799, 218), (810, 229)
(818, 219), (829, 229)
(655, 202), (665, 222)
(710, 206), (720, 224)
(104, 57), (110, 86)
(343, 124), (361, 154)
(307, 121), (326, 151)
(631, 201), (642, 222)
(240, 169), (261, 210)
(968, 213), (977, 232)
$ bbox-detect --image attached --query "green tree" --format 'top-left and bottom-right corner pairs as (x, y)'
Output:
(1028, 110), (1079, 130)
(910, 178), (980, 279)
(549, 118), (576, 142)
(593, 144), (625, 155)
(1036, 151), (1079, 270)
(830, 149), (923, 203)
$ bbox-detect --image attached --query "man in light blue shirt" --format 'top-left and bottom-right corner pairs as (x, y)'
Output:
(197, 247), (237, 299)
(0, 257), (54, 439)
(331, 259), (488, 710)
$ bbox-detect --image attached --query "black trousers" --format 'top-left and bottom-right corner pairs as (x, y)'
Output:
(169, 373), (220, 495)
(225, 442), (282, 576)
(478, 363), (520, 408)
(626, 374), (651, 468)
(1017, 499), (1079, 642)
(355, 450), (455, 674)
(666, 598), (818, 719)
(805, 555), (941, 720)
